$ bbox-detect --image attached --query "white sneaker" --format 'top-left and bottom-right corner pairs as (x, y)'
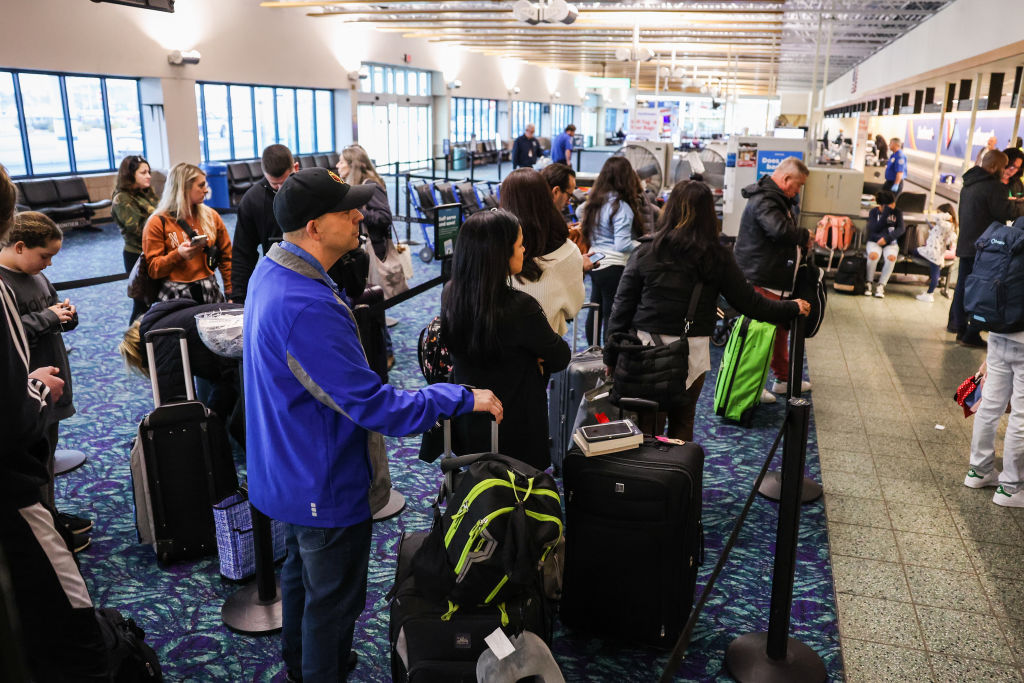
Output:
(916, 292), (934, 303)
(993, 485), (1024, 507)
(770, 380), (812, 394)
(863, 285), (873, 296)
(874, 285), (886, 298)
(760, 389), (777, 404)
(963, 467), (1000, 489)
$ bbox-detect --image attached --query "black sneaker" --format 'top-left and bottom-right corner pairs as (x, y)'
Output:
(57, 511), (92, 534)
(71, 531), (91, 554)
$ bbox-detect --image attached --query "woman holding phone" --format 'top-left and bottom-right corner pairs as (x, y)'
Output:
(142, 162), (233, 304)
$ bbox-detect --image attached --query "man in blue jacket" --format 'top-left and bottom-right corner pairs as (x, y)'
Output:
(244, 167), (503, 682)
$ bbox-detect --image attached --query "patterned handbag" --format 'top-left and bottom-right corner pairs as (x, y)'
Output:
(954, 373), (983, 418)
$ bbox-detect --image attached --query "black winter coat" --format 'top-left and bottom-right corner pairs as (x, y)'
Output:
(360, 181), (393, 261)
(957, 166), (1024, 258)
(734, 175), (810, 291)
(604, 239), (799, 368)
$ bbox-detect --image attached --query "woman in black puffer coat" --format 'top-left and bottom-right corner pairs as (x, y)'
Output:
(604, 181), (809, 440)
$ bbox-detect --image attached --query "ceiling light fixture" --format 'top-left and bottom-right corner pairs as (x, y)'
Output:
(512, 0), (579, 26)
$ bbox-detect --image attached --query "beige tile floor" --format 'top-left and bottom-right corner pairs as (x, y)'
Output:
(807, 279), (1024, 682)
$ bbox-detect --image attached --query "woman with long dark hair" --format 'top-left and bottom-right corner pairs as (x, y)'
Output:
(579, 155), (645, 344)
(500, 168), (584, 334)
(604, 181), (809, 440)
(441, 209), (570, 469)
(112, 154), (158, 321)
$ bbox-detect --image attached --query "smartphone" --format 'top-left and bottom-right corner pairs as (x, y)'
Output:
(580, 420), (637, 442)
(190, 234), (209, 246)
(589, 252), (606, 264)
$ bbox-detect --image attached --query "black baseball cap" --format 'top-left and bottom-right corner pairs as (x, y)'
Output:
(273, 167), (376, 232)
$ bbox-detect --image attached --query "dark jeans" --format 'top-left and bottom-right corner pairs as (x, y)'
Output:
(123, 250), (148, 322)
(949, 256), (979, 339)
(927, 262), (941, 293)
(586, 264), (624, 346)
(637, 374), (706, 441)
(281, 518), (371, 682)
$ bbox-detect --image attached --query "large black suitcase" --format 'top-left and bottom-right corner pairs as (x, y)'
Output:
(560, 398), (704, 648)
(548, 303), (603, 473)
(130, 328), (238, 563)
(389, 531), (552, 683)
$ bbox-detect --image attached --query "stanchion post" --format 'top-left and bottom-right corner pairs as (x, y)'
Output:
(251, 507), (277, 602)
(723, 398), (825, 683)
(404, 172), (412, 242)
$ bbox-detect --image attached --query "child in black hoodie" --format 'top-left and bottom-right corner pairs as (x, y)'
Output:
(864, 189), (905, 298)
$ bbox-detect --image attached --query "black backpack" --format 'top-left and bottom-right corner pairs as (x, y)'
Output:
(95, 608), (163, 682)
(790, 260), (827, 338)
(833, 254), (867, 295)
(965, 219), (1024, 332)
(411, 444), (563, 609)
(417, 316), (454, 384)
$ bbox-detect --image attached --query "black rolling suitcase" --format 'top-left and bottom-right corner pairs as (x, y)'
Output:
(389, 531), (553, 683)
(130, 328), (238, 563)
(560, 398), (704, 648)
(548, 302), (603, 472)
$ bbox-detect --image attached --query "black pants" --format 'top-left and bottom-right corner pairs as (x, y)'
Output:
(0, 502), (106, 681)
(123, 251), (148, 323)
(586, 265), (624, 346)
(949, 256), (980, 340)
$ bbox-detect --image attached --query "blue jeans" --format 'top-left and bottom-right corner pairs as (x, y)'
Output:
(281, 519), (371, 682)
(926, 262), (941, 293)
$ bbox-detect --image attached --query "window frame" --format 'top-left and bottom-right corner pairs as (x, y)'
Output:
(451, 97), (499, 143)
(196, 79), (335, 163)
(1, 67), (145, 179)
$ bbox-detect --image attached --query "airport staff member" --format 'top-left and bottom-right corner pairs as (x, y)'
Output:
(512, 123), (543, 169)
(243, 167), (502, 683)
(551, 124), (576, 168)
(884, 137), (907, 193)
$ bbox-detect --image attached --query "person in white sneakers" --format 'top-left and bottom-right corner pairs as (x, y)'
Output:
(964, 334), (1024, 506)
(864, 190), (905, 298)
(915, 204), (957, 303)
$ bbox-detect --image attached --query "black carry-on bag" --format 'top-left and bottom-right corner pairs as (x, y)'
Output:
(560, 397), (704, 649)
(548, 302), (604, 473)
(130, 328), (239, 564)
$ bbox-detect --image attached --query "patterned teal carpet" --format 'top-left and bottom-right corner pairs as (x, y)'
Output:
(44, 217), (843, 681)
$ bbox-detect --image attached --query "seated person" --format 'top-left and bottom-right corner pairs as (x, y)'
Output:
(864, 189), (905, 298)
(119, 298), (241, 429)
(915, 203), (958, 303)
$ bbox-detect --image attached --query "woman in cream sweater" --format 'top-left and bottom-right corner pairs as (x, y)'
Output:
(500, 168), (585, 335)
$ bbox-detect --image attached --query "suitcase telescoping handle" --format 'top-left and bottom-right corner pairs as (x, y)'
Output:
(618, 397), (660, 437)
(144, 327), (195, 408)
(438, 415), (500, 474)
(570, 302), (601, 353)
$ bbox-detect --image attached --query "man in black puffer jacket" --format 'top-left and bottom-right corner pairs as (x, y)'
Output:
(734, 157), (813, 401)
(949, 150), (1024, 347)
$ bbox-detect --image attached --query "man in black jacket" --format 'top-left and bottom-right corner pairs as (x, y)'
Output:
(0, 164), (107, 680)
(511, 124), (543, 169)
(949, 150), (1024, 347)
(734, 157), (814, 401)
(229, 144), (369, 303)
(230, 144), (299, 303)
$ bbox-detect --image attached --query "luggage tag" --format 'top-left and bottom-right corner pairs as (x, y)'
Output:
(484, 628), (516, 660)
(655, 435), (686, 446)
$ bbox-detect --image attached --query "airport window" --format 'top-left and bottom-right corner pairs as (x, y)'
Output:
(359, 63), (432, 96)
(552, 104), (575, 133)
(451, 97), (497, 143)
(0, 69), (144, 177)
(197, 82), (334, 162)
(510, 101), (542, 138)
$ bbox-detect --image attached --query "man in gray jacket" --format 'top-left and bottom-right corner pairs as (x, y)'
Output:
(734, 157), (813, 402)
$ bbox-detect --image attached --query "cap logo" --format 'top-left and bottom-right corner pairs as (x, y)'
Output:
(327, 170), (347, 185)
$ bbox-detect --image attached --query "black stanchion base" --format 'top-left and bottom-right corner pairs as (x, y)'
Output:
(372, 489), (407, 523)
(724, 632), (826, 683)
(222, 578), (282, 635)
(54, 449), (88, 476)
(757, 471), (823, 504)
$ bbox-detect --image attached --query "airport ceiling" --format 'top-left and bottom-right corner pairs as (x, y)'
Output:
(259, 0), (955, 95)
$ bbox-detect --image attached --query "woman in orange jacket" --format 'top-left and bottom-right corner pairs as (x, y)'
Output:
(142, 162), (232, 303)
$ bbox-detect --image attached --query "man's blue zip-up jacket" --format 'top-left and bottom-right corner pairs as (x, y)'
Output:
(244, 243), (472, 528)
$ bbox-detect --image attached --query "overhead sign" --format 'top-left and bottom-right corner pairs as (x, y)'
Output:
(756, 150), (804, 178)
(574, 76), (631, 90)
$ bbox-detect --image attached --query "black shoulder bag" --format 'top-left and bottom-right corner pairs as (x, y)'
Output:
(176, 218), (222, 271)
(607, 282), (703, 411)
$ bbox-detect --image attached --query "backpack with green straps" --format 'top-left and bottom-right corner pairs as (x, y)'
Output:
(412, 421), (563, 610)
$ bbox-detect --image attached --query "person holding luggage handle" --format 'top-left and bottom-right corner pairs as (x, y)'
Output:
(604, 180), (809, 441)
(243, 167), (502, 683)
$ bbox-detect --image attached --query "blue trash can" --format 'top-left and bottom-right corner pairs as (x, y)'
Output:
(453, 147), (468, 171)
(201, 162), (230, 210)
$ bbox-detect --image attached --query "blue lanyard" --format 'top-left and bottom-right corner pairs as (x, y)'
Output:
(278, 241), (344, 300)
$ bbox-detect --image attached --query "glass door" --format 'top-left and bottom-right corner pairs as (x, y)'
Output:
(357, 98), (432, 173)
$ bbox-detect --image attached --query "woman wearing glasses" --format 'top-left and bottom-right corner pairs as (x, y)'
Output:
(112, 155), (159, 321)
(142, 163), (233, 304)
